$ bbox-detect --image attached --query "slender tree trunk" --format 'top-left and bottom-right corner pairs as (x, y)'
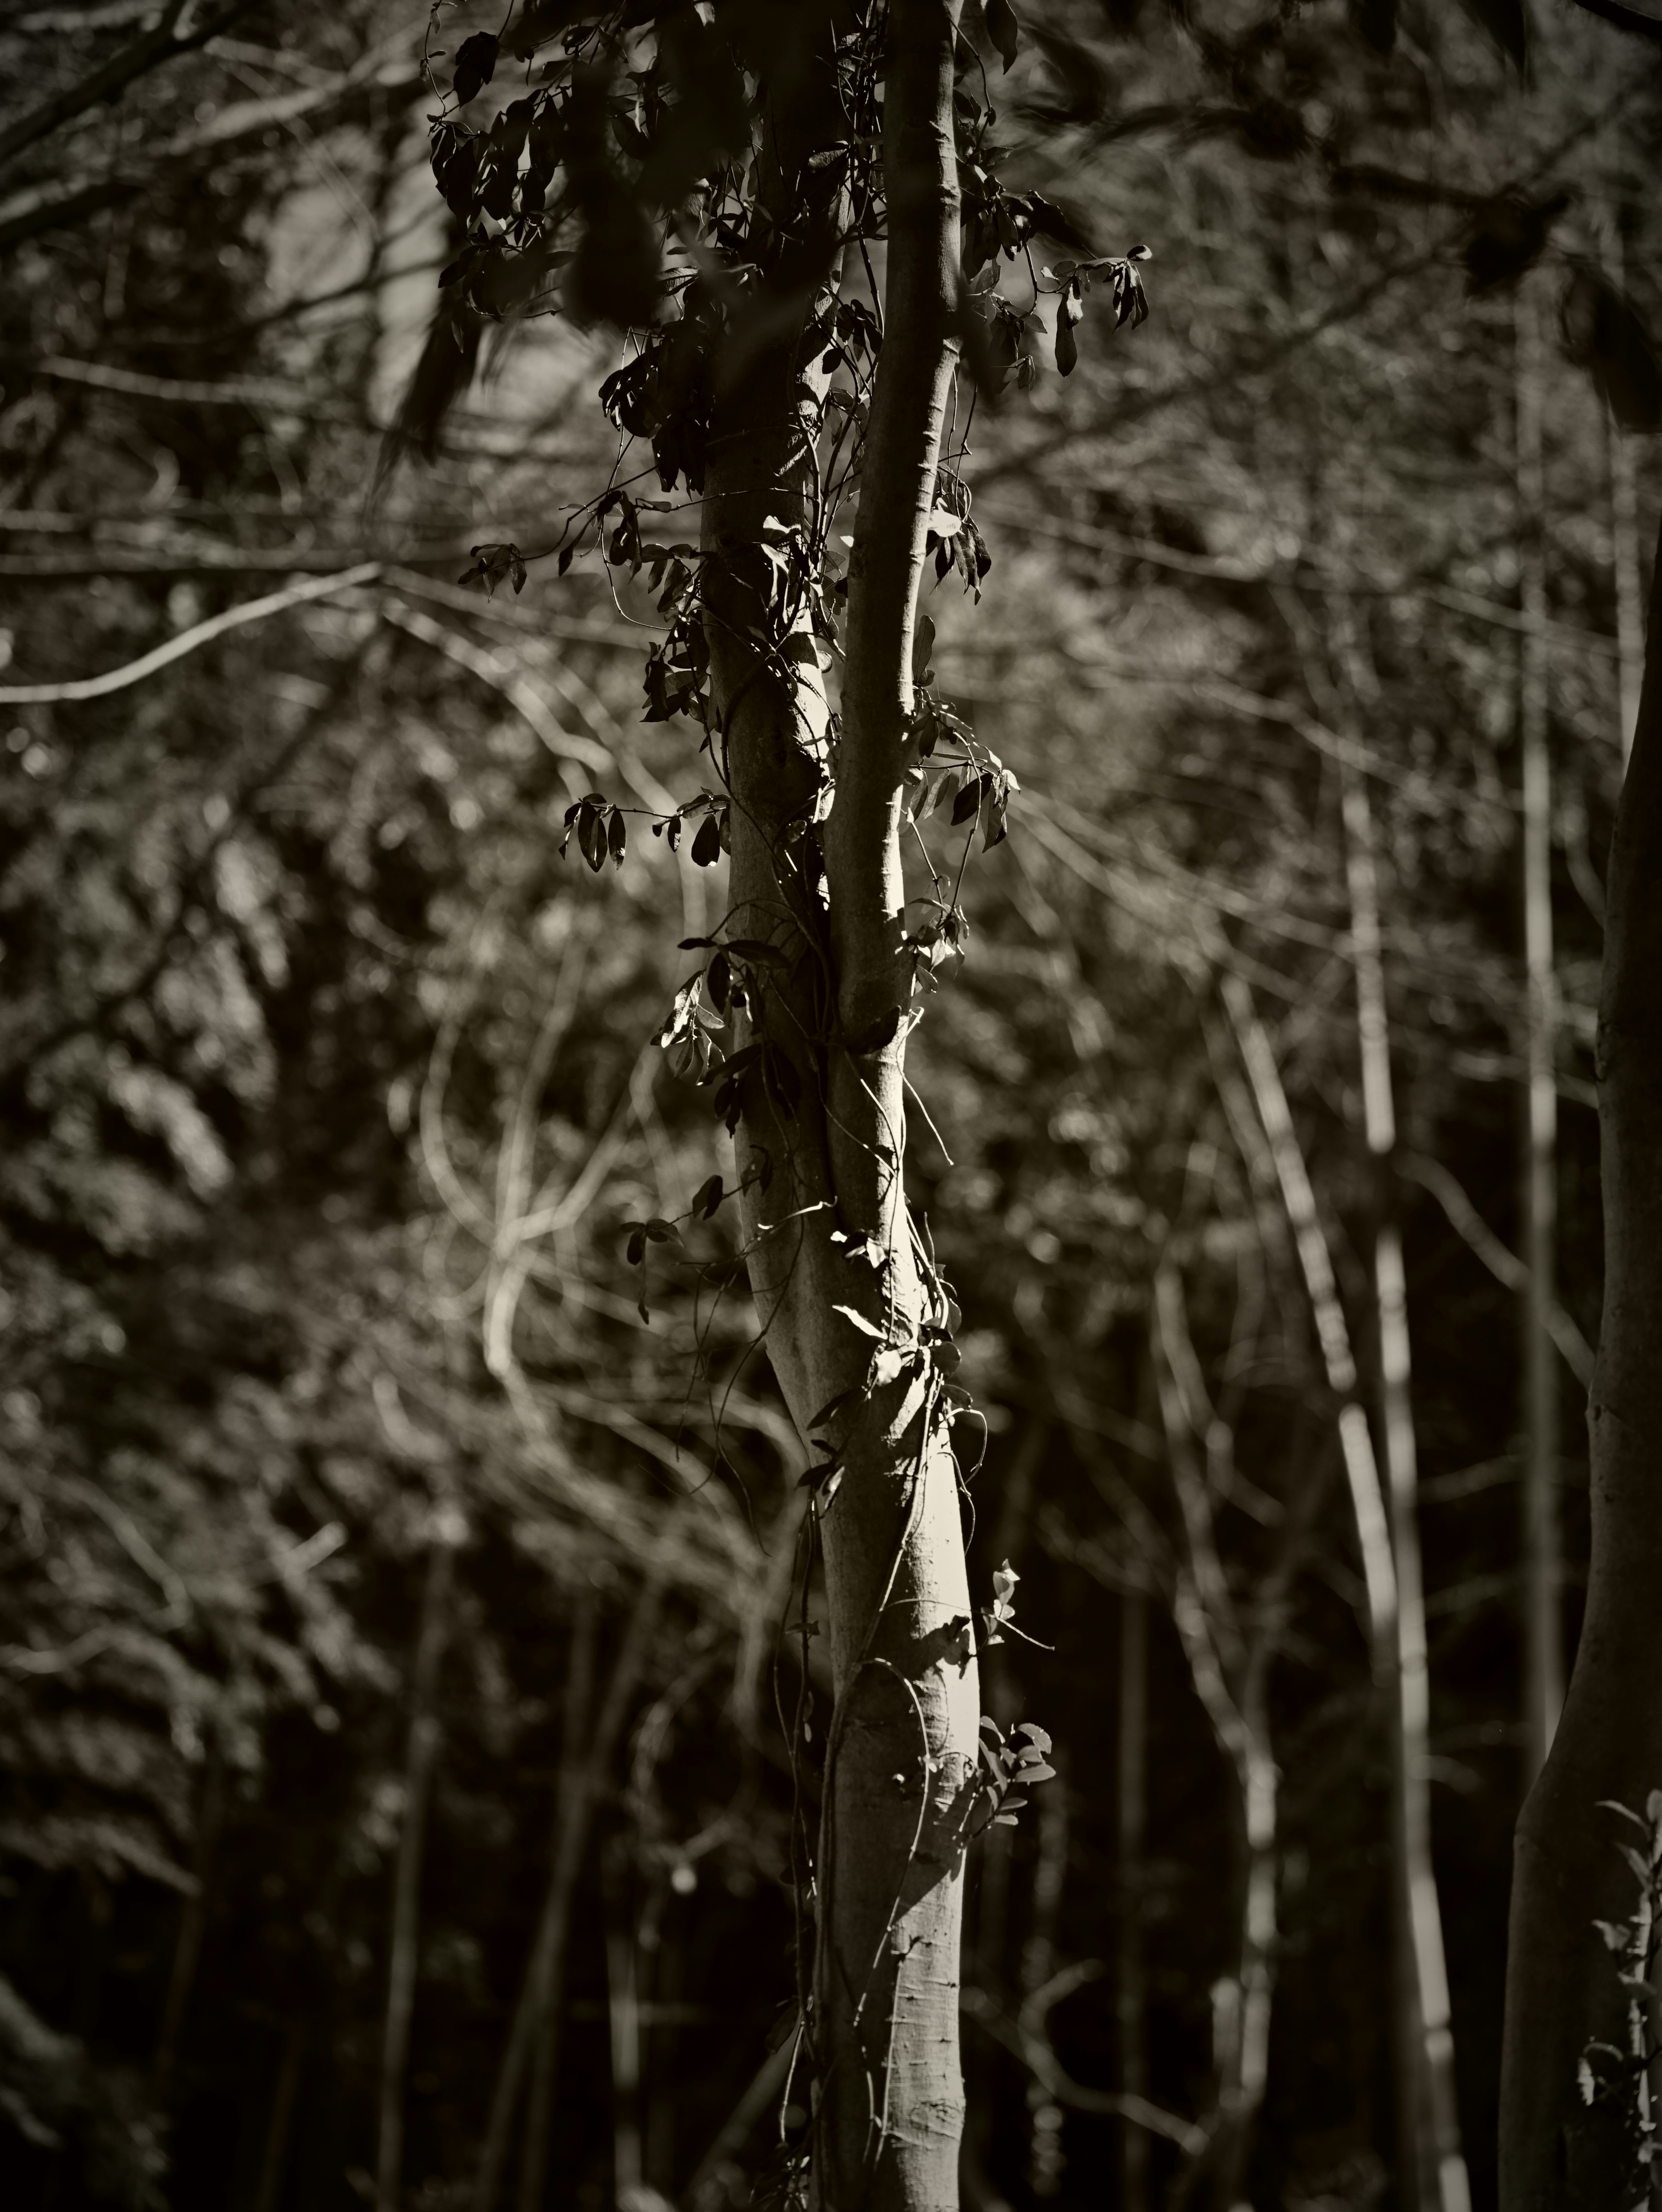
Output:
(968, 1424), (1042, 2201)
(1020, 1755), (1070, 2199)
(1515, 283), (1565, 1788)
(377, 1504), (462, 2212)
(1337, 742), (1469, 2212)
(152, 1723), (225, 2099)
(252, 2022), (307, 2212)
(1605, 211), (1645, 773)
(606, 1839), (645, 2206)
(1219, 976), (1469, 2211)
(1117, 1584), (1149, 2212)
(701, 7), (977, 2207)
(1499, 520), (1662, 2209)
(474, 1570), (659, 2212)
(1153, 1274), (1278, 2212)
(516, 1584), (599, 2212)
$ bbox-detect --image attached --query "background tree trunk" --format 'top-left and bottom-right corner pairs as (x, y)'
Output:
(377, 1503), (462, 2212)
(1515, 282), (1565, 1791)
(1499, 522), (1662, 2209)
(474, 1570), (659, 2212)
(1117, 1584), (1149, 2212)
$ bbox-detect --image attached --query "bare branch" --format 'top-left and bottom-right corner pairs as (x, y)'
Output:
(0, 1), (258, 180)
(0, 562), (380, 704)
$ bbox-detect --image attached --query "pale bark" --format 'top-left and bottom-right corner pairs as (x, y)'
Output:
(1218, 976), (1468, 2212)
(700, 6), (977, 2207)
(1499, 514), (1662, 2209)
(377, 1505), (461, 2212)
(1331, 609), (1470, 2212)
(1153, 1272), (1278, 2211)
(1515, 283), (1565, 1789)
(1605, 212), (1645, 772)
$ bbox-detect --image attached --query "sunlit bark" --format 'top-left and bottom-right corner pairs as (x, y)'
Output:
(702, 7), (976, 2206)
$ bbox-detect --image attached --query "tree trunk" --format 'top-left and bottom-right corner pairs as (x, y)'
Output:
(1515, 282), (1565, 1790)
(1498, 521), (1662, 2209)
(1117, 1585), (1149, 2212)
(474, 1569), (659, 2212)
(377, 1504), (462, 2212)
(700, 6), (977, 2208)
(1604, 209), (1644, 774)
(1153, 1272), (1278, 2212)
(1327, 596), (1471, 2212)
(1219, 974), (1468, 2210)
(251, 2022), (307, 2212)
(151, 1721), (225, 2099)
(1020, 1753), (1070, 2199)
(516, 1583), (598, 2212)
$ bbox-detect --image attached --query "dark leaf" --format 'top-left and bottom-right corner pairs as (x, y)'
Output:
(951, 777), (983, 826)
(694, 1174), (724, 1219)
(691, 813), (723, 867)
(985, 0), (1021, 71)
(452, 32), (499, 107)
(1026, 192), (1095, 253)
(1562, 267), (1662, 432)
(912, 614), (936, 691)
(1055, 312), (1078, 376)
(608, 808), (628, 866)
(808, 1387), (857, 1433)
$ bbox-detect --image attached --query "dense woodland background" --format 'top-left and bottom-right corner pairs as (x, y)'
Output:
(0, 2), (1656, 2208)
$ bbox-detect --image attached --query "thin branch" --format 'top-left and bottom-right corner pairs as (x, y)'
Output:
(0, 562), (380, 704)
(1401, 1153), (1596, 1386)
(0, 0), (258, 180)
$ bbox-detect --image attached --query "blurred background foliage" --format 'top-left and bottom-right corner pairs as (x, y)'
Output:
(0, 2), (1655, 2209)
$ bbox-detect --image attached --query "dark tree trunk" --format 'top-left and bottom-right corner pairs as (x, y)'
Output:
(1499, 517), (1662, 2208)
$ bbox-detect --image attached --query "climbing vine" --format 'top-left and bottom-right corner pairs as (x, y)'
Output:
(422, 0), (1152, 2170)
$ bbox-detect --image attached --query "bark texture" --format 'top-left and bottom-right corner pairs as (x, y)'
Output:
(1499, 516), (1662, 2209)
(699, 6), (976, 2207)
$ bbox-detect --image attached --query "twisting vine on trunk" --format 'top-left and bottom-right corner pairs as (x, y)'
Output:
(416, 6), (1152, 2202)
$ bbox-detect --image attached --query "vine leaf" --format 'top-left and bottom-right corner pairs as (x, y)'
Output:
(1562, 268), (1662, 431)
(986, 0), (1022, 72)
(451, 32), (499, 106)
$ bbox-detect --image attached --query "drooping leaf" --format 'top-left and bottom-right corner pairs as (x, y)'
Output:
(912, 614), (936, 691)
(985, 0), (1021, 72)
(1562, 267), (1662, 431)
(451, 32), (499, 106)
